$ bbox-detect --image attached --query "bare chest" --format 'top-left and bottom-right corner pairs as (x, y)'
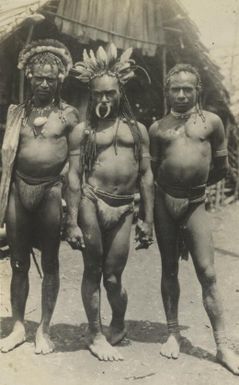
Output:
(93, 121), (135, 149)
(20, 109), (68, 141)
(158, 117), (210, 146)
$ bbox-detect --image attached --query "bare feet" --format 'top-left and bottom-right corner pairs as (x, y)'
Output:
(35, 328), (55, 355)
(0, 322), (26, 353)
(216, 347), (239, 375)
(89, 333), (123, 361)
(108, 324), (127, 346)
(160, 334), (181, 359)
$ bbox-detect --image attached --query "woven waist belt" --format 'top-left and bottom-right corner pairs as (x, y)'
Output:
(83, 184), (134, 207)
(156, 182), (206, 201)
(15, 169), (61, 186)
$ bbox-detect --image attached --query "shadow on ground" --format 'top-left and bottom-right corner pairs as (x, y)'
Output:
(0, 317), (215, 363)
(125, 320), (215, 363)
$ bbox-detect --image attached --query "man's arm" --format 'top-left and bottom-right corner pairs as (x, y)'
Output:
(208, 114), (229, 186)
(136, 123), (154, 248)
(65, 120), (85, 250)
(149, 121), (160, 180)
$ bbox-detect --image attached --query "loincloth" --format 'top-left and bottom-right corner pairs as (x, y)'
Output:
(156, 182), (206, 221)
(156, 182), (206, 260)
(82, 183), (134, 230)
(14, 170), (61, 211)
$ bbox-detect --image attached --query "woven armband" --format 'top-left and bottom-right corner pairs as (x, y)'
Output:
(69, 149), (81, 156)
(214, 148), (228, 157)
(141, 152), (152, 159)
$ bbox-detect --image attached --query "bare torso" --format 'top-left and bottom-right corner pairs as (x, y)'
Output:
(151, 111), (215, 187)
(87, 119), (140, 194)
(15, 106), (73, 178)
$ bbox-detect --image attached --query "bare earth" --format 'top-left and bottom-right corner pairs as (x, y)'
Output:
(1, 203), (239, 385)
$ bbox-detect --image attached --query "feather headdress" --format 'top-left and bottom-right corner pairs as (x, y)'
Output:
(18, 39), (73, 80)
(71, 43), (150, 85)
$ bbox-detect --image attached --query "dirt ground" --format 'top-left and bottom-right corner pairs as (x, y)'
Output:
(1, 203), (239, 385)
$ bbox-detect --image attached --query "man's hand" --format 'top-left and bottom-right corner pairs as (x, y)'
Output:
(64, 224), (85, 251)
(135, 219), (153, 250)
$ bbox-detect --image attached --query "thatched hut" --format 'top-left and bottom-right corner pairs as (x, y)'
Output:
(0, 0), (238, 206)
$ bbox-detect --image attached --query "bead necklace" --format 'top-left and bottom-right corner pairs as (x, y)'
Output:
(22, 100), (67, 138)
(170, 107), (197, 120)
(170, 106), (207, 130)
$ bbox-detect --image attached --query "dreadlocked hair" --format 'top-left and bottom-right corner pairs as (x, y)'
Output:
(81, 85), (143, 173)
(165, 63), (206, 122)
(119, 85), (142, 158)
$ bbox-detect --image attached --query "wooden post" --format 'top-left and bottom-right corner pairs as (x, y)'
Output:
(161, 44), (167, 115)
(18, 14), (45, 103)
(19, 24), (34, 103)
(155, 1), (167, 116)
(234, 140), (239, 200)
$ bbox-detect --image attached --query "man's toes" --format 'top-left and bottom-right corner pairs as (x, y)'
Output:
(225, 363), (239, 375)
(1, 346), (9, 353)
(43, 347), (54, 355)
(35, 347), (41, 354)
(229, 362), (239, 375)
(101, 353), (108, 361)
(115, 352), (123, 361)
(171, 350), (179, 359)
(160, 346), (171, 358)
(35, 342), (54, 355)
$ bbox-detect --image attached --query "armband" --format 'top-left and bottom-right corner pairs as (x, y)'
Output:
(69, 149), (81, 156)
(214, 148), (228, 157)
(141, 152), (151, 159)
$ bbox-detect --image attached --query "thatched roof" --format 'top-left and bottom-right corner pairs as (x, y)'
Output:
(54, 0), (163, 56)
(0, 0), (238, 202)
(45, 0), (232, 120)
(0, 0), (50, 43)
(45, 0), (239, 199)
(210, 46), (239, 122)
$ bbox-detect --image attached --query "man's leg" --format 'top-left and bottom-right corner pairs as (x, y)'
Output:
(34, 184), (62, 354)
(185, 203), (239, 374)
(103, 212), (134, 346)
(154, 193), (181, 359)
(0, 183), (31, 352)
(79, 197), (123, 361)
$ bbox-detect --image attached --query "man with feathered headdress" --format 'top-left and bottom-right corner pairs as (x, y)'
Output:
(0, 39), (80, 354)
(65, 43), (154, 361)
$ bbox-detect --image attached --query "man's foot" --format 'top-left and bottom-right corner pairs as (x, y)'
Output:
(216, 347), (239, 375)
(35, 328), (55, 355)
(89, 333), (123, 361)
(108, 324), (127, 346)
(160, 334), (181, 359)
(0, 322), (26, 353)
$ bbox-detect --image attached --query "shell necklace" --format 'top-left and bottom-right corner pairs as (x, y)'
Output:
(31, 103), (54, 137)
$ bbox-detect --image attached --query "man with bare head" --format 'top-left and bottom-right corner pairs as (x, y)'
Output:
(149, 63), (239, 374)
(65, 44), (154, 361)
(0, 39), (79, 354)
